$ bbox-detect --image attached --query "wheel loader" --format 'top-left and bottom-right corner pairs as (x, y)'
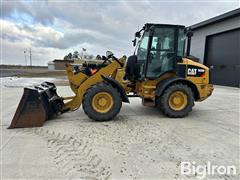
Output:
(9, 23), (213, 129)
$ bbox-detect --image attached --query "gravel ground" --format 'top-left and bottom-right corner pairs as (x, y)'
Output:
(0, 85), (239, 179)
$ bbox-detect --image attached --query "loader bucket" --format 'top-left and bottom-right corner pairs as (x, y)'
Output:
(8, 82), (64, 129)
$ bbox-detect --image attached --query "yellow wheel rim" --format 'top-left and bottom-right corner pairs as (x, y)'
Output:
(92, 92), (113, 113)
(168, 91), (188, 111)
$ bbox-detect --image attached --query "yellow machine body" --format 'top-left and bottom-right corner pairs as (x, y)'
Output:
(63, 57), (213, 110)
(9, 23), (214, 129)
(9, 56), (213, 129)
(135, 58), (213, 106)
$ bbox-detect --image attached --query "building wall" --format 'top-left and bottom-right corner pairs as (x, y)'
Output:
(48, 63), (55, 71)
(54, 62), (68, 70)
(191, 16), (240, 64)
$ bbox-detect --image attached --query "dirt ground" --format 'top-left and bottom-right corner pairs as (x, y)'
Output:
(0, 68), (66, 77)
(0, 68), (69, 86)
(0, 84), (239, 179)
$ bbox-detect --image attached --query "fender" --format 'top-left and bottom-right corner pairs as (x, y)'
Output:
(101, 75), (130, 103)
(156, 77), (199, 100)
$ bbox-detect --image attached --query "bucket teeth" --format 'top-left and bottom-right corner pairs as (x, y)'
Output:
(8, 82), (64, 129)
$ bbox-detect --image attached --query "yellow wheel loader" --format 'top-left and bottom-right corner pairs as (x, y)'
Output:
(9, 23), (213, 129)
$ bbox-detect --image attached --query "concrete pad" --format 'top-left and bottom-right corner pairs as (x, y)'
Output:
(0, 85), (239, 179)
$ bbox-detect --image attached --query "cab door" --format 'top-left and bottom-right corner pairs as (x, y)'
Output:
(145, 27), (176, 78)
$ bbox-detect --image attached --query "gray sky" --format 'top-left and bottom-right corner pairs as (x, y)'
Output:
(1, 0), (239, 65)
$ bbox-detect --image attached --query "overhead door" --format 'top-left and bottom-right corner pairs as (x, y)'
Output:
(204, 29), (240, 87)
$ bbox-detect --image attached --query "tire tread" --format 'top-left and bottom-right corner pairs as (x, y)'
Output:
(82, 82), (122, 121)
(159, 83), (194, 118)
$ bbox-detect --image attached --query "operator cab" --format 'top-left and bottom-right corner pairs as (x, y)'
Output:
(125, 23), (187, 81)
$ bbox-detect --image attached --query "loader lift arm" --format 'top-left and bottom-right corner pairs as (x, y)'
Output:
(64, 57), (126, 111)
(8, 56), (126, 128)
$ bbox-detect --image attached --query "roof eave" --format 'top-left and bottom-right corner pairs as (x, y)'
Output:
(189, 8), (240, 30)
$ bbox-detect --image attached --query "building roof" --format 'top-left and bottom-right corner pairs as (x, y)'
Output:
(48, 61), (54, 65)
(190, 8), (240, 30)
(53, 59), (74, 63)
(145, 23), (185, 28)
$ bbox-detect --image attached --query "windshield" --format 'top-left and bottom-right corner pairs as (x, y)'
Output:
(136, 31), (149, 61)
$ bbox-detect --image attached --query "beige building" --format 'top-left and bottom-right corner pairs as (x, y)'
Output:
(48, 59), (74, 71)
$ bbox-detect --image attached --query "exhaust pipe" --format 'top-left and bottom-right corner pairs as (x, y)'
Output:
(185, 28), (194, 57)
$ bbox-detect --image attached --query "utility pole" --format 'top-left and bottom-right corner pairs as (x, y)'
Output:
(29, 48), (32, 68)
(24, 51), (27, 66)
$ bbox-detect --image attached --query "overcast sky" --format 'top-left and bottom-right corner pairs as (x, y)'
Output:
(1, 0), (239, 65)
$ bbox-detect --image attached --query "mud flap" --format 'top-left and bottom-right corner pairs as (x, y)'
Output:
(8, 82), (64, 129)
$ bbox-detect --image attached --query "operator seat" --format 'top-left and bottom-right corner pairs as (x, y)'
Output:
(161, 52), (174, 72)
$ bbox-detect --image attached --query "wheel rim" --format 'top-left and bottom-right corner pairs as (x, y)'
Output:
(92, 92), (113, 113)
(168, 91), (188, 111)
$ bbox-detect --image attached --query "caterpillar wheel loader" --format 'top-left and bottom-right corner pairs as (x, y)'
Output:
(9, 23), (213, 129)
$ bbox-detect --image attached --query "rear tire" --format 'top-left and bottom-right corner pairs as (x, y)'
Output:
(82, 82), (122, 121)
(158, 83), (194, 118)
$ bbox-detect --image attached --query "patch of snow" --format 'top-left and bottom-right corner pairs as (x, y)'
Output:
(0, 77), (56, 88)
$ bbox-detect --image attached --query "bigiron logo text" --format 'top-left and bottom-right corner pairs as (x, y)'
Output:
(180, 161), (237, 179)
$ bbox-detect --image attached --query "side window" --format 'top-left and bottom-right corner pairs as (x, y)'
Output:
(177, 29), (185, 57)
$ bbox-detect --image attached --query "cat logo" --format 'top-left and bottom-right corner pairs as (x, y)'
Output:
(187, 68), (197, 75)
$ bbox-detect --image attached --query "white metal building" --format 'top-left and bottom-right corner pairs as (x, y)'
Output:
(190, 8), (240, 87)
(47, 61), (55, 71)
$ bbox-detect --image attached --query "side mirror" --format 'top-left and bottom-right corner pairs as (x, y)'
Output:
(132, 38), (136, 46)
(106, 51), (113, 58)
(135, 31), (141, 38)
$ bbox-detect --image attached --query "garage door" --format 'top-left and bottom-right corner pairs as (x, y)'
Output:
(204, 29), (240, 87)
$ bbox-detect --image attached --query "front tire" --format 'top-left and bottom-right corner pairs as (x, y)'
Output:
(158, 83), (194, 118)
(82, 82), (122, 121)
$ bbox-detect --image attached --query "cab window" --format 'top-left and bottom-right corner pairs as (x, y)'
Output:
(146, 27), (175, 78)
(137, 32), (149, 61)
(177, 29), (185, 57)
